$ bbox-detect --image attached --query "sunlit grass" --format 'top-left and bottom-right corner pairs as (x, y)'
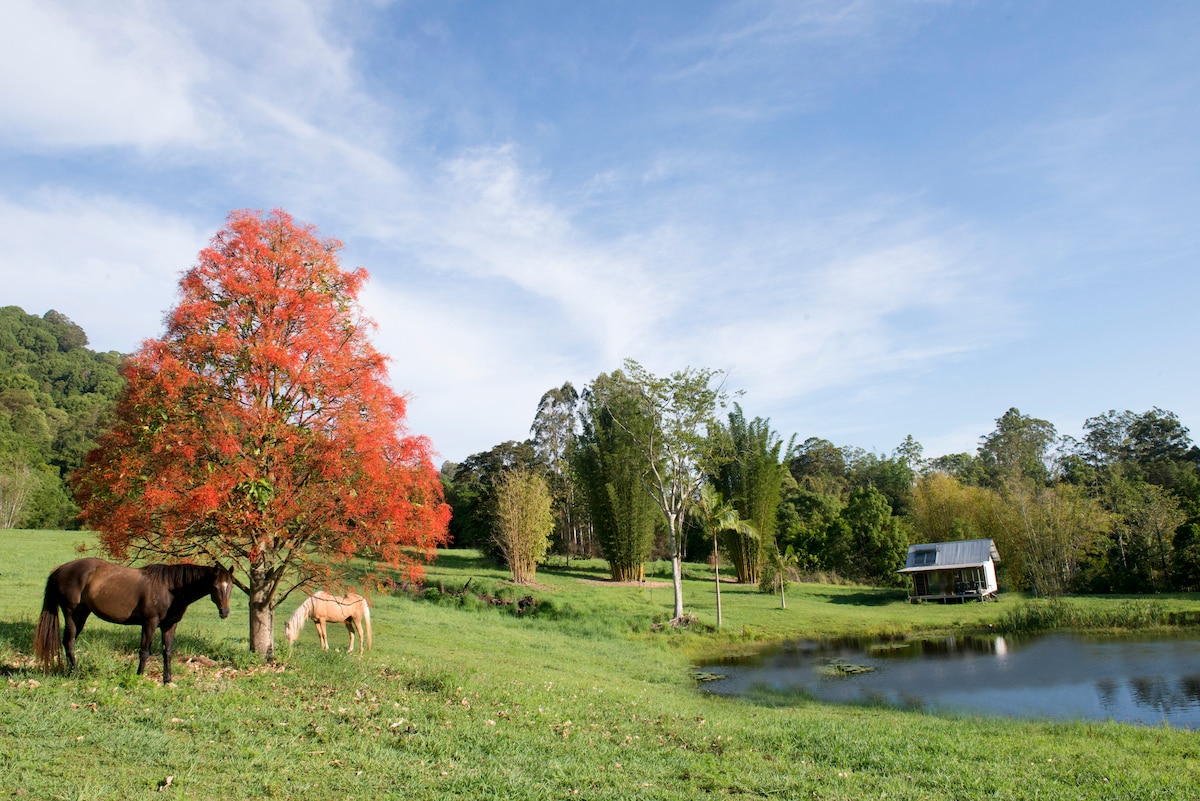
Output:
(3, 529), (1199, 799)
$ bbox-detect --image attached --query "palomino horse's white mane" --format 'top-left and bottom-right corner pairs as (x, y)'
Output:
(285, 595), (316, 638)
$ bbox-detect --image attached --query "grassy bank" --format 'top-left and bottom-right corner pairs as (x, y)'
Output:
(2, 530), (1198, 800)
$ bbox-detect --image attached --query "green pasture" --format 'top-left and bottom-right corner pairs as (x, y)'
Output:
(2, 530), (1199, 800)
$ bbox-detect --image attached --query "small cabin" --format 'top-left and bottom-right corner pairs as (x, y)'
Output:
(898, 538), (1000, 603)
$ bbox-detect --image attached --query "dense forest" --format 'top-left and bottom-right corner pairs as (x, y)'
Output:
(443, 378), (1200, 596)
(4, 304), (1198, 595)
(0, 306), (124, 528)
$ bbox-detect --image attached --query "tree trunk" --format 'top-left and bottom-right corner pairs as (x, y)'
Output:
(724, 530), (762, 584)
(610, 562), (644, 582)
(247, 569), (275, 661)
(668, 513), (685, 621)
(713, 532), (723, 629)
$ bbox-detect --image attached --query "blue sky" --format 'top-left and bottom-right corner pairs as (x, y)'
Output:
(2, 1), (1197, 465)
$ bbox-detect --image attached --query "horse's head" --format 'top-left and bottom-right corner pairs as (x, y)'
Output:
(284, 619), (297, 644)
(211, 565), (233, 619)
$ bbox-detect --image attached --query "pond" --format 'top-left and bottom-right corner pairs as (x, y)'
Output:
(699, 633), (1200, 730)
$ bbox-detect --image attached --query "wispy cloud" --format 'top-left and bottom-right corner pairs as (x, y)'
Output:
(7, 1), (1191, 462)
(0, 191), (207, 349)
(0, 0), (215, 150)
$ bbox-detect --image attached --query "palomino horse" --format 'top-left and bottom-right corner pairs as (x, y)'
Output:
(34, 557), (232, 684)
(285, 591), (372, 654)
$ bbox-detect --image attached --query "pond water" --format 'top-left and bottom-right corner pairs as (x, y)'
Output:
(700, 633), (1200, 730)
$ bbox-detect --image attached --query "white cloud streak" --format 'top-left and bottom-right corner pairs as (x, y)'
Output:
(0, 0), (215, 150)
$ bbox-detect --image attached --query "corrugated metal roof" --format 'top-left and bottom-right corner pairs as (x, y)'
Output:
(897, 538), (1000, 573)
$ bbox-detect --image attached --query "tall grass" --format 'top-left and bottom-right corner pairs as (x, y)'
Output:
(997, 596), (1199, 633)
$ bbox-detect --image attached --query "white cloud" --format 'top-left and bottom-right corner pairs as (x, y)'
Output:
(0, 0), (216, 149)
(360, 279), (584, 463)
(0, 191), (207, 351)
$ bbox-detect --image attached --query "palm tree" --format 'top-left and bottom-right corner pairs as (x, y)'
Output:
(693, 484), (757, 629)
(767, 544), (799, 609)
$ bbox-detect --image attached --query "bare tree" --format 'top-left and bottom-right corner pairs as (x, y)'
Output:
(0, 460), (37, 528)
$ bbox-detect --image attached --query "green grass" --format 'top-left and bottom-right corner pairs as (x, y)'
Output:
(2, 529), (1199, 800)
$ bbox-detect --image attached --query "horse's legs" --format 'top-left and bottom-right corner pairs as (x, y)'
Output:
(137, 621), (157, 676)
(160, 623), (178, 684)
(63, 605), (90, 672)
(315, 619), (328, 649)
(345, 620), (358, 655)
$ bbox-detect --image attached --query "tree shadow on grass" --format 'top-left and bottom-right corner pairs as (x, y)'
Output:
(824, 589), (908, 606)
(0, 620), (34, 675)
(429, 551), (494, 573)
(539, 564), (613, 583)
(317, 550), (496, 591)
(0, 618), (234, 678)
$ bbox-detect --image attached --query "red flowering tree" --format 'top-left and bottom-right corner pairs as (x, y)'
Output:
(73, 209), (450, 657)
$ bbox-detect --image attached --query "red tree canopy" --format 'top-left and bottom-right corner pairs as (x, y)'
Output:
(75, 209), (449, 596)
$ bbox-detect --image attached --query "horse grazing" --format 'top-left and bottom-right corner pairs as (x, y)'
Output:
(285, 591), (372, 655)
(34, 557), (232, 684)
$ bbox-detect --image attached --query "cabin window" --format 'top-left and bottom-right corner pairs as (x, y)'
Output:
(913, 549), (937, 566)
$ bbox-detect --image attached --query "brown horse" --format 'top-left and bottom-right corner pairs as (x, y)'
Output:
(284, 591), (372, 654)
(34, 557), (232, 684)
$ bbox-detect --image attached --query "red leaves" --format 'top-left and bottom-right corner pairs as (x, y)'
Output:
(73, 209), (449, 577)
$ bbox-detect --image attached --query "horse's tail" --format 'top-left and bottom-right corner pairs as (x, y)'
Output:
(361, 600), (372, 651)
(33, 572), (63, 674)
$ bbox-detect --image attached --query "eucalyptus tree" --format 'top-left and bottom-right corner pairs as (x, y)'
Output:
(788, 437), (849, 496)
(1072, 408), (1196, 590)
(978, 408), (1057, 487)
(1104, 477), (1187, 592)
(601, 359), (731, 623)
(894, 435), (924, 473)
(530, 382), (588, 557)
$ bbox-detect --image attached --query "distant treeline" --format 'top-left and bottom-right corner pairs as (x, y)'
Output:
(443, 381), (1200, 595)
(5, 305), (1198, 596)
(0, 306), (124, 528)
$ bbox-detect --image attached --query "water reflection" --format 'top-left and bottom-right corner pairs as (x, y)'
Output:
(701, 633), (1200, 729)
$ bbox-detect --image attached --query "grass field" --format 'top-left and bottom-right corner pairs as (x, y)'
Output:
(2, 529), (1199, 800)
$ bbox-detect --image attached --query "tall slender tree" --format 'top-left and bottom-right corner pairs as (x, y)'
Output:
(530, 382), (588, 558)
(73, 209), (450, 657)
(602, 359), (730, 623)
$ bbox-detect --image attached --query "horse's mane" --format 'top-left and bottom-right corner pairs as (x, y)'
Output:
(141, 563), (213, 589)
(286, 595), (315, 634)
